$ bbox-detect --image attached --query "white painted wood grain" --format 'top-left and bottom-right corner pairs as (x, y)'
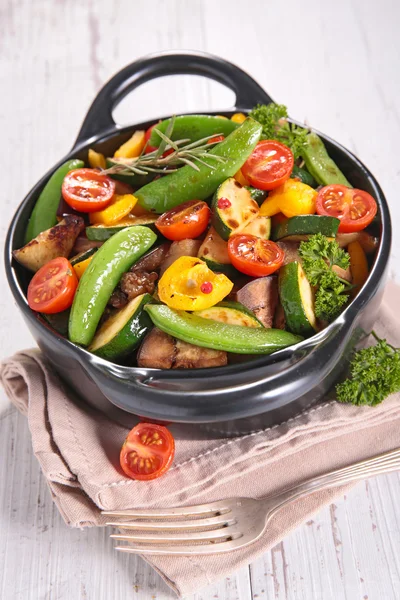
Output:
(1, 0), (400, 598)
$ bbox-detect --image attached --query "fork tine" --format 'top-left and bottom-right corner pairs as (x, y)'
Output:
(105, 515), (236, 530)
(114, 537), (249, 555)
(111, 525), (242, 544)
(102, 500), (231, 520)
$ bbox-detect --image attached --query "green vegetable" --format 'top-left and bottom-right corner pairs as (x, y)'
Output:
(105, 158), (152, 187)
(149, 115), (238, 147)
(69, 226), (157, 346)
(70, 247), (98, 266)
(239, 215), (271, 239)
(88, 293), (153, 360)
(278, 262), (317, 336)
(336, 333), (400, 406)
(249, 103), (308, 159)
(86, 216), (158, 241)
(42, 310), (70, 336)
(301, 132), (352, 187)
(135, 118), (262, 213)
(145, 304), (302, 354)
(291, 165), (317, 188)
(196, 301), (263, 328)
(212, 177), (259, 240)
(246, 187), (268, 205)
(272, 215), (340, 242)
(299, 233), (351, 322)
(197, 226), (236, 277)
(25, 159), (84, 243)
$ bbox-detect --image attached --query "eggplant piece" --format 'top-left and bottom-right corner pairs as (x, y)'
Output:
(273, 300), (286, 330)
(160, 239), (202, 275)
(332, 264), (352, 283)
(336, 231), (378, 254)
(72, 235), (103, 255)
(137, 327), (227, 369)
(13, 215), (84, 272)
(276, 241), (302, 266)
(131, 242), (170, 273)
(235, 276), (278, 328)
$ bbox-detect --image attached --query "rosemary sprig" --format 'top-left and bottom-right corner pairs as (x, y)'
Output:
(103, 117), (226, 176)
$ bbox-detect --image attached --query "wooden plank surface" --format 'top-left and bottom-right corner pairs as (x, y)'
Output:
(1, 0), (399, 598)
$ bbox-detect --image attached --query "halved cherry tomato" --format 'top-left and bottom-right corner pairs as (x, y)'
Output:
(155, 200), (210, 241)
(242, 140), (294, 191)
(119, 423), (175, 481)
(27, 257), (78, 314)
(62, 168), (115, 213)
(207, 135), (225, 144)
(316, 185), (377, 233)
(228, 235), (285, 277)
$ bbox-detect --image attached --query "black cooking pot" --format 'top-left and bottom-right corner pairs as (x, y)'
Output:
(5, 51), (391, 436)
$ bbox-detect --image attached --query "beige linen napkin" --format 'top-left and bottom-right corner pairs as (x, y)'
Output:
(1, 281), (400, 597)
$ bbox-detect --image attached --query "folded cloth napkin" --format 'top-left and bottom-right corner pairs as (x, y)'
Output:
(1, 281), (400, 597)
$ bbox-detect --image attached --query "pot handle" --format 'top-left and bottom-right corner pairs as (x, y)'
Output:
(73, 51), (274, 147)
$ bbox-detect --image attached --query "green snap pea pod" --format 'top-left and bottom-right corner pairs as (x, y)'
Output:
(145, 304), (303, 354)
(290, 165), (317, 188)
(149, 115), (239, 147)
(136, 118), (262, 213)
(25, 159), (84, 243)
(301, 132), (352, 187)
(69, 226), (157, 346)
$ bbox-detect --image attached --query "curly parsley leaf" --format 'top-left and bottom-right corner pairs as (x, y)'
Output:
(336, 335), (400, 406)
(249, 103), (308, 159)
(299, 233), (351, 322)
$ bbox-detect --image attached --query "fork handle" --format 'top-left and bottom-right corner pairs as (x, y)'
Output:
(266, 447), (400, 517)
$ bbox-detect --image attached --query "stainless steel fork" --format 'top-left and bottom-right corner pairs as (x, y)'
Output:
(102, 447), (400, 555)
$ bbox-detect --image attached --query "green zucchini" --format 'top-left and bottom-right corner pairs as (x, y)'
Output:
(272, 215), (340, 242)
(145, 304), (302, 354)
(196, 301), (262, 328)
(88, 294), (153, 359)
(86, 216), (158, 241)
(69, 226), (157, 346)
(290, 165), (317, 188)
(106, 158), (152, 188)
(70, 247), (98, 266)
(197, 227), (236, 277)
(246, 187), (268, 205)
(278, 262), (317, 336)
(212, 177), (259, 240)
(240, 215), (271, 239)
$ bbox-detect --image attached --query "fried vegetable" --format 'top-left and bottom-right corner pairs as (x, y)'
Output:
(13, 215), (84, 272)
(235, 277), (278, 328)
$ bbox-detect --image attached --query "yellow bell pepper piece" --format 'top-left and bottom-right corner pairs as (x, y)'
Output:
(231, 112), (246, 124)
(259, 196), (281, 217)
(88, 149), (106, 170)
(216, 115), (229, 120)
(73, 255), (94, 279)
(158, 256), (233, 311)
(114, 130), (146, 159)
(89, 194), (138, 225)
(234, 169), (249, 186)
(348, 241), (369, 296)
(267, 179), (317, 218)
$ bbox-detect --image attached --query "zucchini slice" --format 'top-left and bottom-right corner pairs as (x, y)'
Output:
(212, 177), (259, 240)
(272, 215), (340, 242)
(246, 187), (268, 205)
(88, 293), (153, 359)
(70, 247), (98, 266)
(197, 227), (236, 276)
(239, 215), (271, 239)
(278, 262), (317, 336)
(196, 301), (263, 328)
(86, 216), (157, 241)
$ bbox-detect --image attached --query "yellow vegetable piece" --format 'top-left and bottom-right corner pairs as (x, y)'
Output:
(73, 256), (94, 280)
(259, 196), (281, 217)
(158, 256), (233, 311)
(231, 113), (246, 124)
(216, 115), (228, 120)
(234, 169), (249, 186)
(88, 149), (106, 170)
(268, 179), (317, 218)
(348, 241), (369, 296)
(114, 130), (146, 159)
(89, 194), (138, 225)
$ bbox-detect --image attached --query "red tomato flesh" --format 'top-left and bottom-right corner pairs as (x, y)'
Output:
(62, 168), (115, 213)
(120, 423), (175, 481)
(316, 185), (377, 233)
(228, 235), (285, 277)
(144, 123), (159, 154)
(27, 257), (78, 314)
(242, 140), (294, 191)
(155, 200), (210, 241)
(207, 135), (225, 144)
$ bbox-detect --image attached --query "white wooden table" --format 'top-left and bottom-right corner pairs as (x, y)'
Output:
(1, 0), (400, 598)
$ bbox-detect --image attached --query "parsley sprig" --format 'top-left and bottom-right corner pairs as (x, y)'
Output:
(299, 233), (352, 322)
(336, 332), (400, 406)
(249, 103), (308, 158)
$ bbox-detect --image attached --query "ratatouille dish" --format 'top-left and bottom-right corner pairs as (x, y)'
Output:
(14, 104), (379, 372)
